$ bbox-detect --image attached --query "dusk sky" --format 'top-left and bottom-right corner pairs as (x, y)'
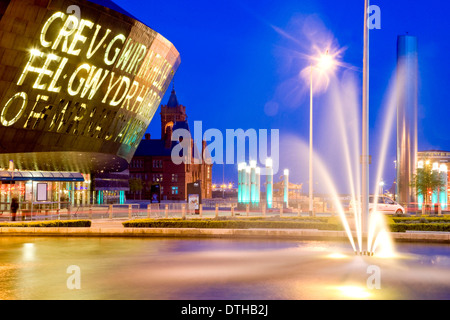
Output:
(114, 0), (450, 194)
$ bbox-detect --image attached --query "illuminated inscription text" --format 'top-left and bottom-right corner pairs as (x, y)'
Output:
(0, 10), (176, 148)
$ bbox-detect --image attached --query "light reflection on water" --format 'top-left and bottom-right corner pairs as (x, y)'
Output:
(0, 237), (450, 300)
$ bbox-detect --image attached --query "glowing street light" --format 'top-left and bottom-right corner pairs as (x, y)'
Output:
(316, 50), (335, 72)
(379, 181), (384, 195)
(309, 50), (336, 216)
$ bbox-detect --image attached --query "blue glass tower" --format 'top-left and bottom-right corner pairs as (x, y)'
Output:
(396, 35), (418, 207)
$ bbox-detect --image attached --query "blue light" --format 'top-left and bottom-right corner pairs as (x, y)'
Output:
(418, 194), (423, 210)
(432, 191), (438, 206)
(440, 191), (447, 210)
(266, 159), (273, 209)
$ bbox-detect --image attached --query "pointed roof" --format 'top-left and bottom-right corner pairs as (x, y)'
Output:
(167, 88), (179, 107)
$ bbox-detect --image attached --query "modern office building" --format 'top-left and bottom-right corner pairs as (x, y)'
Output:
(396, 35), (418, 207)
(417, 150), (450, 210)
(128, 88), (213, 202)
(0, 0), (180, 208)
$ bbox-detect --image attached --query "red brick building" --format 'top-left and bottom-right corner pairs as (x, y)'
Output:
(127, 88), (212, 201)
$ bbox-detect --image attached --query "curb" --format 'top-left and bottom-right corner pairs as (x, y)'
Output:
(0, 227), (449, 243)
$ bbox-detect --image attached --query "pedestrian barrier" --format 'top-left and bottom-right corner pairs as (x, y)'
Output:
(0, 201), (348, 223)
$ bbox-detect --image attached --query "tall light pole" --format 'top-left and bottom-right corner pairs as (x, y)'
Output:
(379, 181), (384, 195)
(362, 0), (370, 244)
(309, 51), (335, 217)
(284, 169), (289, 208)
(309, 63), (314, 216)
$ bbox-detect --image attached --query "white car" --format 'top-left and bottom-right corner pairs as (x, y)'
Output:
(369, 196), (405, 215)
(349, 196), (405, 215)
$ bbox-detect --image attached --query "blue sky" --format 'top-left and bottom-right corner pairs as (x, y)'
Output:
(113, 0), (450, 194)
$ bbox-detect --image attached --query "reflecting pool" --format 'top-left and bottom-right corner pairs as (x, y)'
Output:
(0, 237), (449, 300)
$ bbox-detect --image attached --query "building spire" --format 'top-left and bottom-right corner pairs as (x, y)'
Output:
(167, 84), (179, 107)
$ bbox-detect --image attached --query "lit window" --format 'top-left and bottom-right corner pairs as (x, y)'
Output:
(171, 186), (178, 195)
(153, 160), (163, 168)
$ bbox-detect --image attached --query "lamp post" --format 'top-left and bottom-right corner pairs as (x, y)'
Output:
(379, 181), (384, 195)
(309, 51), (336, 217)
(309, 62), (313, 216)
(284, 169), (289, 208)
(362, 0), (370, 242)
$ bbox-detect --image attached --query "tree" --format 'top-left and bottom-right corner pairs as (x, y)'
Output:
(410, 162), (446, 212)
(129, 178), (143, 200)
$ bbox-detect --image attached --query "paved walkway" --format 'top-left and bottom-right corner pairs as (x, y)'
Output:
(90, 219), (126, 229)
(0, 219), (449, 244)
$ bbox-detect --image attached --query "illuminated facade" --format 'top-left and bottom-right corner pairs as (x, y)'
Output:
(237, 160), (292, 210)
(0, 0), (180, 205)
(266, 158), (273, 209)
(417, 150), (450, 210)
(237, 161), (261, 208)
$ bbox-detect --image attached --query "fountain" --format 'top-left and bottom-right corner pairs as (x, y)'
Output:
(290, 66), (402, 258)
(278, 2), (406, 258)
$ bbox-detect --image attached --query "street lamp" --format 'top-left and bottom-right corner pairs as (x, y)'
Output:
(379, 181), (384, 195)
(309, 50), (336, 216)
(362, 0), (370, 243)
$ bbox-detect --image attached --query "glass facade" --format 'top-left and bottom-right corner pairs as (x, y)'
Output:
(417, 152), (450, 211)
(0, 173), (90, 212)
(0, 0), (180, 206)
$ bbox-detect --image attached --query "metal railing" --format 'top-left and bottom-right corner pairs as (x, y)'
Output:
(1, 200), (443, 222)
(0, 202), (318, 222)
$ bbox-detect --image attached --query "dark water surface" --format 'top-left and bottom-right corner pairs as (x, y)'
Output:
(0, 236), (449, 300)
